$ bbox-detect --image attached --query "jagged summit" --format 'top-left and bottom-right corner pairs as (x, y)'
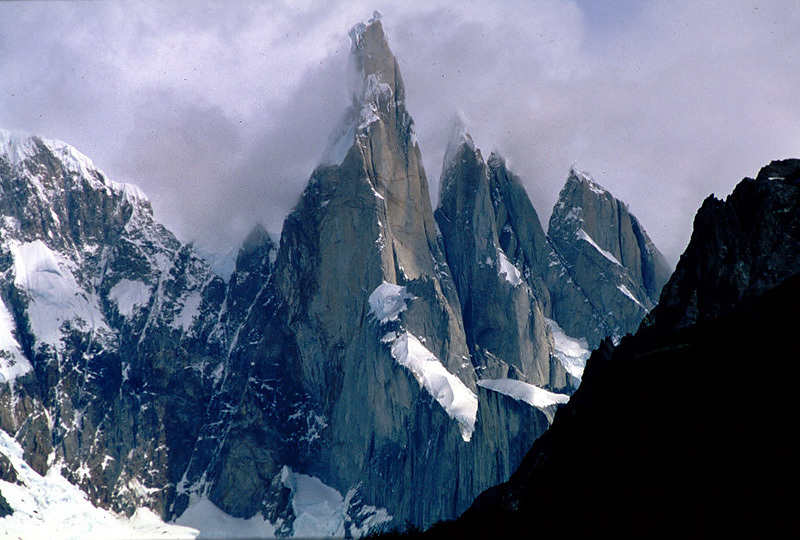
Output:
(0, 127), (149, 207)
(348, 11), (382, 49)
(647, 158), (800, 332)
(566, 166), (608, 195)
(321, 14), (418, 168)
(435, 130), (566, 390)
(439, 114), (480, 211)
(546, 166), (670, 345)
(442, 113), (477, 176)
(348, 12), (401, 101)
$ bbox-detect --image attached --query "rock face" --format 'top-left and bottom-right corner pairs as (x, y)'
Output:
(646, 159), (800, 331)
(429, 165), (800, 539)
(0, 15), (671, 537)
(0, 129), (227, 517)
(168, 16), (559, 532)
(435, 124), (565, 390)
(546, 168), (670, 346)
(434, 131), (669, 389)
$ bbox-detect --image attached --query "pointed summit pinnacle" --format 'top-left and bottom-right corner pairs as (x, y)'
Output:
(567, 166), (608, 196)
(348, 14), (404, 104)
(443, 113), (477, 171)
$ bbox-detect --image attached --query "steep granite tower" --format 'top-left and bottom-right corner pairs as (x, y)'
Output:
(174, 15), (559, 532)
(546, 168), (670, 346)
(435, 121), (566, 390)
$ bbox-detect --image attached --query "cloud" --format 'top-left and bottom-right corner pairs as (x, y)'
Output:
(1, 0), (798, 263)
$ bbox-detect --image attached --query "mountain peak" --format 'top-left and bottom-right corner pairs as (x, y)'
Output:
(347, 11), (382, 48)
(754, 158), (800, 183)
(320, 15), (408, 166)
(349, 14), (404, 105)
(443, 113), (477, 170)
(567, 166), (608, 197)
(548, 166), (670, 344)
(0, 126), (149, 208)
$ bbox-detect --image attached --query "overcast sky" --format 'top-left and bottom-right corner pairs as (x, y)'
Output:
(1, 1), (798, 264)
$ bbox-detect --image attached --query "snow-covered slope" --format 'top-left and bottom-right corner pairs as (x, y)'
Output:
(0, 430), (197, 539)
(0, 128), (228, 525)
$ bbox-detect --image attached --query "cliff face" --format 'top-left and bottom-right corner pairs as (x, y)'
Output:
(0, 129), (227, 517)
(646, 159), (800, 331)
(434, 126), (564, 390)
(429, 164), (800, 539)
(546, 168), (670, 347)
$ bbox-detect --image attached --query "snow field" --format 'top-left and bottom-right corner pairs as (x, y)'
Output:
(0, 431), (196, 539)
(546, 318), (591, 381)
(477, 378), (569, 410)
(384, 331), (478, 441)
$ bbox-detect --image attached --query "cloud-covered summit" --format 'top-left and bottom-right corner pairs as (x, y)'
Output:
(1, 1), (797, 263)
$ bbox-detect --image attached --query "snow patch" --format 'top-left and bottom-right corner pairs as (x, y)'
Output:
(385, 332), (477, 441)
(477, 378), (569, 410)
(617, 283), (645, 309)
(174, 495), (275, 539)
(0, 430), (196, 539)
(576, 229), (621, 266)
(10, 239), (111, 347)
(346, 493), (392, 538)
(0, 297), (30, 384)
(278, 466), (392, 538)
(368, 282), (414, 324)
(497, 248), (523, 287)
(172, 292), (203, 331)
(108, 279), (151, 317)
(546, 318), (591, 381)
(282, 466), (346, 538)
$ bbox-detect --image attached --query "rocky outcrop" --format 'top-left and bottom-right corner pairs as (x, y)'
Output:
(646, 159), (800, 331)
(434, 123), (565, 390)
(546, 168), (670, 347)
(172, 15), (559, 532)
(427, 164), (800, 539)
(0, 129), (227, 517)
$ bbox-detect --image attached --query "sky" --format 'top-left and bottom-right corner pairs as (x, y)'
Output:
(1, 0), (798, 264)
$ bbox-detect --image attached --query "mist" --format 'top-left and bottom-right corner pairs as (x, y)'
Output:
(1, 0), (798, 264)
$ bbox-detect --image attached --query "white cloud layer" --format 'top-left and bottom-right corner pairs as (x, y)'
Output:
(1, 0), (798, 263)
